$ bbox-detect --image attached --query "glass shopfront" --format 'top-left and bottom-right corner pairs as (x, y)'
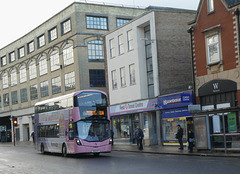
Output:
(158, 91), (193, 145)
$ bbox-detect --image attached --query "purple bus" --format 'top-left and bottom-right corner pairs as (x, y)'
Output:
(34, 90), (111, 156)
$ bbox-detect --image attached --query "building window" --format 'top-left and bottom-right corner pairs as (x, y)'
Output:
(27, 41), (35, 53)
(29, 61), (37, 80)
(11, 69), (17, 86)
(62, 19), (71, 34)
(118, 34), (124, 55)
(39, 56), (48, 76)
(11, 91), (18, 105)
(86, 16), (108, 30)
(207, 34), (220, 64)
(208, 0), (214, 13)
(89, 69), (106, 87)
(88, 40), (104, 61)
(40, 81), (49, 97)
(127, 30), (133, 51)
(109, 39), (115, 58)
(9, 52), (15, 63)
(129, 64), (136, 85)
(30, 84), (38, 100)
(116, 18), (130, 27)
(52, 76), (61, 94)
(20, 88), (28, 103)
(49, 27), (57, 41)
(50, 50), (60, 71)
(18, 47), (25, 58)
(20, 65), (27, 83)
(111, 70), (117, 89)
(65, 72), (75, 91)
(38, 35), (45, 48)
(1, 56), (7, 67)
(3, 93), (9, 106)
(63, 43), (74, 66)
(2, 72), (8, 89)
(120, 67), (126, 87)
(145, 25), (154, 98)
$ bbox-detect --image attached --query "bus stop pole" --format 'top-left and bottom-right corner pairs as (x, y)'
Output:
(222, 112), (227, 153)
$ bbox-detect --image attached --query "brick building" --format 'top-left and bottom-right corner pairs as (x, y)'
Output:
(189, 0), (240, 151)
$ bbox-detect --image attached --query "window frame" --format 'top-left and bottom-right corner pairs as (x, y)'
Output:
(64, 71), (75, 91)
(49, 27), (58, 42)
(111, 70), (117, 90)
(127, 30), (133, 51)
(89, 69), (106, 87)
(10, 69), (17, 86)
(86, 16), (108, 30)
(208, 0), (214, 13)
(18, 47), (25, 59)
(19, 65), (27, 83)
(62, 19), (71, 35)
(118, 34), (124, 55)
(11, 90), (18, 105)
(206, 33), (221, 65)
(40, 81), (49, 98)
(120, 67), (126, 87)
(20, 88), (28, 103)
(27, 41), (35, 54)
(52, 76), (61, 94)
(129, 64), (136, 86)
(1, 56), (7, 67)
(37, 34), (45, 48)
(116, 18), (130, 27)
(39, 56), (48, 76)
(87, 40), (104, 61)
(30, 84), (38, 100)
(109, 38), (115, 58)
(63, 43), (74, 66)
(9, 52), (15, 63)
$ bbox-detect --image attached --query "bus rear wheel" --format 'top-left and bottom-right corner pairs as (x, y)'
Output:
(62, 144), (67, 157)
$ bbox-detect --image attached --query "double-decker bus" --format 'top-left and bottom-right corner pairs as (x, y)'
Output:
(34, 90), (111, 156)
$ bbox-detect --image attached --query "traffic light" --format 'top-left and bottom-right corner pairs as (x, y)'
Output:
(13, 117), (18, 127)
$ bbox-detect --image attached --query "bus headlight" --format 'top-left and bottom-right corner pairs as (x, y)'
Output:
(76, 139), (82, 146)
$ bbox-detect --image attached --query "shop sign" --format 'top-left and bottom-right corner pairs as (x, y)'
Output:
(228, 113), (237, 132)
(110, 98), (157, 116)
(162, 107), (191, 119)
(199, 79), (237, 96)
(158, 91), (193, 109)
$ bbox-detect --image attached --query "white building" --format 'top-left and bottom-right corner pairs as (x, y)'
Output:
(105, 8), (195, 146)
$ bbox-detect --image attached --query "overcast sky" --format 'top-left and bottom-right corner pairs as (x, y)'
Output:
(0, 0), (200, 49)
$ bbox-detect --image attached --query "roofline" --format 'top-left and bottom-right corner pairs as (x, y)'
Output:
(0, 2), (146, 50)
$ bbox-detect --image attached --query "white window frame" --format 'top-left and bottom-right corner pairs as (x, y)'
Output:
(29, 61), (37, 80)
(50, 50), (60, 71)
(207, 34), (220, 64)
(20, 65), (27, 83)
(11, 69), (17, 86)
(38, 35), (45, 48)
(109, 39), (115, 58)
(39, 56), (48, 76)
(63, 44), (74, 66)
(118, 34), (124, 55)
(208, 0), (214, 13)
(2, 72), (8, 89)
(111, 70), (117, 89)
(129, 64), (136, 85)
(127, 30), (133, 51)
(62, 19), (71, 34)
(120, 67), (126, 87)
(28, 41), (35, 53)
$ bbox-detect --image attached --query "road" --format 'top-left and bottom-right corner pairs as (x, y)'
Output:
(0, 146), (239, 174)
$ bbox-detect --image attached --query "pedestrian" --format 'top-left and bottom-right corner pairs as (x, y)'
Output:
(188, 130), (194, 153)
(136, 126), (144, 150)
(176, 125), (183, 150)
(134, 127), (139, 145)
(31, 131), (35, 144)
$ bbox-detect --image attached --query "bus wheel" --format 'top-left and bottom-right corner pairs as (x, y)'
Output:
(62, 144), (67, 157)
(93, 153), (100, 157)
(41, 144), (45, 154)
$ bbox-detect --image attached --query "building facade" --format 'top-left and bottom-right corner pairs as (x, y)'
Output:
(105, 9), (195, 146)
(0, 2), (147, 142)
(189, 0), (240, 151)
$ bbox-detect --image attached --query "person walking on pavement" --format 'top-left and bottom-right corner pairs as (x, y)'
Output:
(188, 129), (194, 153)
(136, 126), (144, 150)
(176, 125), (183, 150)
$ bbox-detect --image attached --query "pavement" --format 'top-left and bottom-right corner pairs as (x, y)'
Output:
(0, 141), (239, 158)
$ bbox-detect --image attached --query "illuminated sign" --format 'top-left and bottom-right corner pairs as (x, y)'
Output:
(85, 110), (105, 116)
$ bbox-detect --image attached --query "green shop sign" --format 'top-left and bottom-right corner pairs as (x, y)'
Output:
(228, 113), (237, 132)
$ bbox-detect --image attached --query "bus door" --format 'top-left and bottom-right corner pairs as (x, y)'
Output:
(67, 122), (75, 153)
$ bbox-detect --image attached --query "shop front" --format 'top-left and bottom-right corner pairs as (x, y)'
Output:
(193, 79), (240, 151)
(110, 98), (158, 146)
(158, 91), (193, 145)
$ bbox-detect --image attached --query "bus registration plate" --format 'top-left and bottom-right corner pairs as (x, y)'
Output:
(92, 150), (100, 153)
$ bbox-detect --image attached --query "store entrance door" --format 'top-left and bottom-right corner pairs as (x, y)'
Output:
(130, 114), (139, 144)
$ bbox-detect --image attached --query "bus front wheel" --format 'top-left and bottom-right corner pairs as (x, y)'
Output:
(62, 144), (67, 157)
(41, 144), (45, 154)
